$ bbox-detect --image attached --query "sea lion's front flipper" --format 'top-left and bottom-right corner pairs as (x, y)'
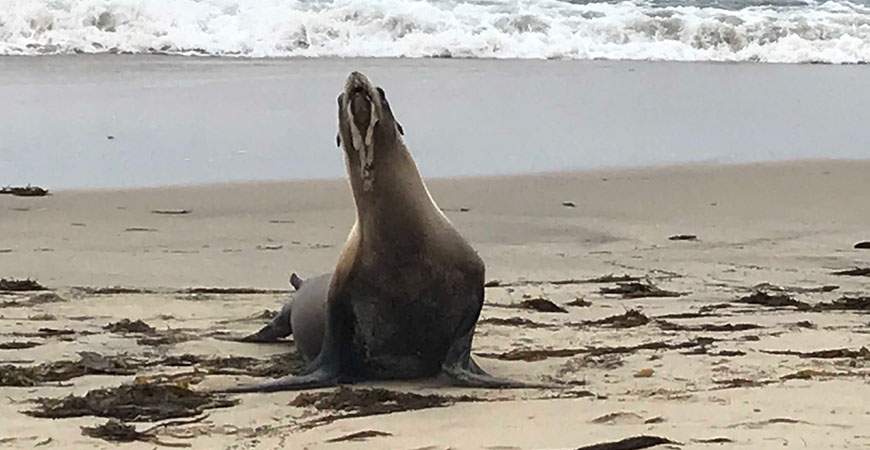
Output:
(441, 326), (557, 389)
(441, 292), (561, 390)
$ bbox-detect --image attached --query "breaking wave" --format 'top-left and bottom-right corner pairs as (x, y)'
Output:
(2, 0), (870, 63)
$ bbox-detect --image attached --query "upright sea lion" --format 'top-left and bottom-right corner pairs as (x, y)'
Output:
(223, 72), (542, 393)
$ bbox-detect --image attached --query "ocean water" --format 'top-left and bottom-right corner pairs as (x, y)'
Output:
(2, 0), (870, 63)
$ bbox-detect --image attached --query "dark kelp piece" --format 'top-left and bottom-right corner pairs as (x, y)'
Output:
(0, 341), (42, 350)
(600, 282), (682, 299)
(27, 382), (237, 421)
(0, 352), (143, 387)
(325, 430), (392, 443)
(657, 321), (762, 332)
(575, 435), (675, 450)
(831, 268), (870, 277)
(737, 291), (810, 309)
(1, 292), (66, 308)
(157, 352), (305, 378)
(518, 298), (569, 313)
(814, 296), (870, 311)
(0, 278), (48, 292)
(668, 234), (698, 241)
(761, 347), (870, 359)
(182, 287), (290, 294)
(482, 337), (714, 362)
(0, 185), (49, 197)
(81, 415), (208, 445)
(104, 319), (156, 334)
(478, 317), (557, 329)
(582, 310), (650, 329)
(566, 298), (592, 307)
(81, 420), (146, 443)
(289, 387), (478, 428)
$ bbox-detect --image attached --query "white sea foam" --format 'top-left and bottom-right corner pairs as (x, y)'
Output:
(2, 0), (870, 63)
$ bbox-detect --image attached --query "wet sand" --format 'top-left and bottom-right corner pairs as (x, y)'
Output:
(1, 159), (869, 449)
(2, 56), (870, 189)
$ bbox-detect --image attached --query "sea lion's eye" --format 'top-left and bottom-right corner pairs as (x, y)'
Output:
(397, 122), (404, 135)
(336, 133), (341, 147)
(376, 87), (387, 104)
(336, 94), (342, 108)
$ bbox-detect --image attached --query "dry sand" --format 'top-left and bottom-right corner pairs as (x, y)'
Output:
(1, 159), (869, 449)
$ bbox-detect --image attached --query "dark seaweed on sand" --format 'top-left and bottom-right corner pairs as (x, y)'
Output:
(668, 234), (698, 241)
(325, 430), (393, 443)
(657, 320), (762, 332)
(182, 287), (290, 294)
(581, 310), (650, 329)
(478, 316), (557, 329)
(0, 341), (42, 350)
(28, 382), (237, 421)
(761, 347), (870, 359)
(814, 296), (870, 311)
(289, 387), (478, 427)
(737, 291), (810, 309)
(104, 319), (156, 334)
(0, 352), (143, 387)
(519, 298), (569, 313)
(81, 416), (208, 445)
(0, 278), (48, 292)
(599, 282), (682, 299)
(157, 352), (305, 378)
(483, 337), (714, 362)
(575, 435), (676, 450)
(566, 298), (592, 307)
(0, 185), (49, 197)
(831, 267), (870, 277)
(0, 292), (66, 308)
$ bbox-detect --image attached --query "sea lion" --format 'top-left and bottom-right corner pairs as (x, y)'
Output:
(223, 72), (542, 393)
(237, 272), (330, 362)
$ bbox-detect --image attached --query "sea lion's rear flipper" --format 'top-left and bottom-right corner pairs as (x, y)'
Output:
(218, 291), (347, 393)
(234, 300), (294, 343)
(220, 273), (308, 343)
(219, 367), (338, 393)
(289, 272), (304, 290)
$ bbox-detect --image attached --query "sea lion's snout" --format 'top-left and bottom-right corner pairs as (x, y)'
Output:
(340, 71), (382, 191)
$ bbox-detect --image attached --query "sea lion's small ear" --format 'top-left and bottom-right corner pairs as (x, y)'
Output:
(336, 132), (341, 147)
(397, 122), (404, 135)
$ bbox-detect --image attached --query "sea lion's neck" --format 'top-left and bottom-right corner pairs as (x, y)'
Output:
(345, 140), (447, 247)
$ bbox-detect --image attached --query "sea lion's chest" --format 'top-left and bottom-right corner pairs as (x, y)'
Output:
(337, 240), (483, 379)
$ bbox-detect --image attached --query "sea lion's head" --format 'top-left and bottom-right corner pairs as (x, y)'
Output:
(336, 71), (404, 191)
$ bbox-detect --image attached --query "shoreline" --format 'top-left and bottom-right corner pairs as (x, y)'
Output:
(40, 157), (868, 194)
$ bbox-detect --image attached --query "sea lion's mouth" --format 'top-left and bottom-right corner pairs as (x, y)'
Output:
(342, 71), (380, 191)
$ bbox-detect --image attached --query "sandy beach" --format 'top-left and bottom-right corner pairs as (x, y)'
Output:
(1, 159), (868, 449)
